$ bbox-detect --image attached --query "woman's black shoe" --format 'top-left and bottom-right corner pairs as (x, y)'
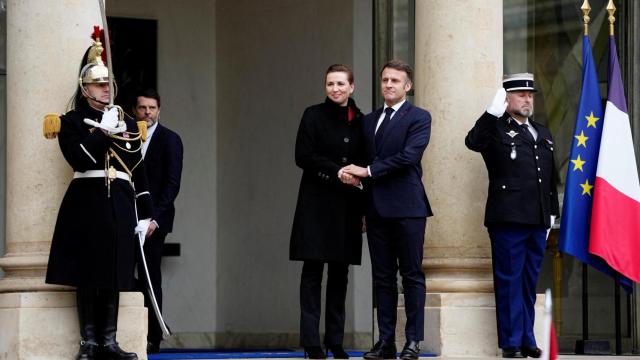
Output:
(304, 346), (327, 359)
(327, 346), (349, 359)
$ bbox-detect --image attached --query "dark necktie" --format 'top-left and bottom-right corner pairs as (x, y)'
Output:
(520, 123), (535, 142)
(375, 107), (395, 144)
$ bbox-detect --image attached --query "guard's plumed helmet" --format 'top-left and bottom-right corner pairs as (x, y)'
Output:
(79, 26), (109, 85)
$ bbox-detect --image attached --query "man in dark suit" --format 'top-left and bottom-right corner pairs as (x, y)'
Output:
(133, 88), (184, 354)
(340, 60), (432, 360)
(465, 74), (559, 358)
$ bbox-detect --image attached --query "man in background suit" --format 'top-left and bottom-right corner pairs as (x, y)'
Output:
(340, 59), (432, 360)
(133, 88), (184, 354)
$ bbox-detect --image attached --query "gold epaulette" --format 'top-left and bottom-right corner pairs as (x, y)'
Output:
(43, 113), (61, 139)
(137, 121), (148, 142)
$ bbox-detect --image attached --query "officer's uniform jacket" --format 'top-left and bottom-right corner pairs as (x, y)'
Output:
(465, 112), (559, 227)
(46, 101), (153, 290)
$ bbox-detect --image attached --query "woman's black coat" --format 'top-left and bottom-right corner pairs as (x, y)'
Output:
(46, 101), (153, 290)
(290, 98), (366, 265)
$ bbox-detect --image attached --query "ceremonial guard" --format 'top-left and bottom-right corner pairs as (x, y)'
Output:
(44, 28), (152, 360)
(465, 73), (559, 358)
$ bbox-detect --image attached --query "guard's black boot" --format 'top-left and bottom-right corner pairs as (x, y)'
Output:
(98, 290), (138, 360)
(76, 288), (99, 360)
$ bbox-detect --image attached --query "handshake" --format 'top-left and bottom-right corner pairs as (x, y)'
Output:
(337, 164), (369, 189)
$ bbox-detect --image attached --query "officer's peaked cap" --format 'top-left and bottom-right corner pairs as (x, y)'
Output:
(502, 73), (536, 92)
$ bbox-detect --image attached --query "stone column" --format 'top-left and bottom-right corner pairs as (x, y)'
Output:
(413, 1), (544, 356)
(0, 1), (146, 358)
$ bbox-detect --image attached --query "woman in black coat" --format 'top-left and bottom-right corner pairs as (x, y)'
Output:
(45, 37), (151, 360)
(290, 64), (366, 359)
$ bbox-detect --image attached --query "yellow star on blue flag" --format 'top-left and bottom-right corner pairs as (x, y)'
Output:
(571, 155), (586, 171)
(580, 179), (593, 196)
(585, 111), (600, 128)
(575, 130), (588, 148)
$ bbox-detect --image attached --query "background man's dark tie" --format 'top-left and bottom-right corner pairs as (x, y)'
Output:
(376, 107), (395, 145)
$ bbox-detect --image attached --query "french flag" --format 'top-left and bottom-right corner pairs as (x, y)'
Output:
(589, 35), (640, 282)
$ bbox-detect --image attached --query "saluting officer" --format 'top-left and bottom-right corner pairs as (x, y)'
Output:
(44, 28), (152, 360)
(465, 73), (559, 359)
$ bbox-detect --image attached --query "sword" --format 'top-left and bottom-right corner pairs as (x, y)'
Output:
(134, 196), (171, 338)
(137, 232), (172, 338)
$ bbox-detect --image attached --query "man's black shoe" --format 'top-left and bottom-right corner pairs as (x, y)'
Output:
(522, 346), (542, 358)
(364, 340), (397, 360)
(399, 341), (420, 360)
(502, 348), (524, 358)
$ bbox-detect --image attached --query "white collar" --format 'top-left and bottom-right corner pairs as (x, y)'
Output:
(383, 99), (406, 114)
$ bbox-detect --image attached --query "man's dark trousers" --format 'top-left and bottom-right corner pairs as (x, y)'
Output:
(367, 214), (426, 342)
(138, 229), (168, 344)
(488, 224), (546, 349)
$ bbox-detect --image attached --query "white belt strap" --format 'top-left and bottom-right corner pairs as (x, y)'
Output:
(74, 170), (131, 182)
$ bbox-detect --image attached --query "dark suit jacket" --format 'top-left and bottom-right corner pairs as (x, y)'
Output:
(144, 123), (184, 233)
(363, 100), (433, 218)
(465, 112), (560, 227)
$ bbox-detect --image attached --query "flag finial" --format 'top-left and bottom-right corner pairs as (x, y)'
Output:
(607, 0), (616, 36)
(581, 0), (591, 35)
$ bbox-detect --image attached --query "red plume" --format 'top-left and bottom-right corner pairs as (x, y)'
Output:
(90, 26), (108, 64)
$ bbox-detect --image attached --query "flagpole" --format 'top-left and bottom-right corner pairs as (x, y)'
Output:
(580, 0), (591, 347)
(606, 1), (624, 355)
(575, 2), (595, 354)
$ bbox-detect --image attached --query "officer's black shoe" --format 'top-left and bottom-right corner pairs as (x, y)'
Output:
(99, 342), (138, 360)
(363, 340), (397, 359)
(76, 340), (99, 360)
(399, 341), (420, 360)
(522, 346), (542, 358)
(502, 348), (525, 358)
(147, 341), (161, 354)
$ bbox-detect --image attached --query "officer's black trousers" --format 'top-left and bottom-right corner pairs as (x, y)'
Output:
(299, 260), (349, 347)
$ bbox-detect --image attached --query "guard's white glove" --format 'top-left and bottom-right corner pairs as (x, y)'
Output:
(486, 88), (508, 117)
(83, 107), (127, 134)
(135, 218), (151, 245)
(546, 215), (557, 240)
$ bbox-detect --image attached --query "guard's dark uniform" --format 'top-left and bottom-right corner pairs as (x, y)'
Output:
(46, 101), (153, 290)
(465, 111), (559, 350)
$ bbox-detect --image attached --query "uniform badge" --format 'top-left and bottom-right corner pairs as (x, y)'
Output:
(506, 130), (518, 138)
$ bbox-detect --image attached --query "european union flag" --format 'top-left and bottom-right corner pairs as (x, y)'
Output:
(558, 35), (627, 286)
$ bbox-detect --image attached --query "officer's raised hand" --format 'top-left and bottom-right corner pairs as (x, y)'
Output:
(487, 88), (507, 118)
